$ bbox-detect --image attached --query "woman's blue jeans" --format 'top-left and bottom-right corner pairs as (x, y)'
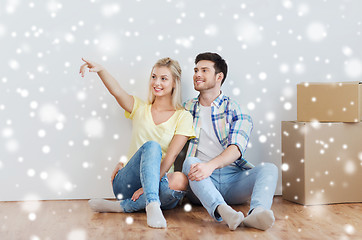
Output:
(112, 141), (185, 212)
(182, 157), (278, 221)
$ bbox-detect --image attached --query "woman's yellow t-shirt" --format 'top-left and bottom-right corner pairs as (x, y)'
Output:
(124, 96), (195, 172)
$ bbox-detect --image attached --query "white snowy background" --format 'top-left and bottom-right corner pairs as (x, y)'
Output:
(1, 0), (362, 201)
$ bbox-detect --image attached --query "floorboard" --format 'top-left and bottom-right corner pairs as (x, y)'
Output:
(1, 197), (361, 240)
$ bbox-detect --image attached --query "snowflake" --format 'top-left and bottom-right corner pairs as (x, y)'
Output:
(344, 58), (362, 78)
(67, 229), (87, 240)
(184, 203), (192, 212)
(306, 22), (327, 42)
(125, 216), (134, 225)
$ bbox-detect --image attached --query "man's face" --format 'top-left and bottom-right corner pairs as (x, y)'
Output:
(193, 60), (221, 92)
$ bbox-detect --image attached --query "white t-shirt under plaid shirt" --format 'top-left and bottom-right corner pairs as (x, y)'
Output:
(183, 92), (254, 170)
(196, 105), (225, 162)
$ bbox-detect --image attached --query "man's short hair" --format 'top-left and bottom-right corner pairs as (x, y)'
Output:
(195, 52), (228, 85)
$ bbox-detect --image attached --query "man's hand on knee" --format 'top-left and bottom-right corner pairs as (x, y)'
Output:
(188, 162), (215, 181)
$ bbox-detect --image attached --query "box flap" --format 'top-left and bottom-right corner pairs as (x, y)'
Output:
(298, 81), (361, 86)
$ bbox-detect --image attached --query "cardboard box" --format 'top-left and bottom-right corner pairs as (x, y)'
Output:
(281, 121), (362, 205)
(297, 81), (362, 122)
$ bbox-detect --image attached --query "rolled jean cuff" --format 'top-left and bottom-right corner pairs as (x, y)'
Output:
(211, 201), (226, 222)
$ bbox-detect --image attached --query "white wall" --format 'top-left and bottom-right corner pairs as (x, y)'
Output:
(1, 0), (362, 201)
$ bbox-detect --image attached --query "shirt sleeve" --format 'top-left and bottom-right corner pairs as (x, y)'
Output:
(124, 96), (144, 119)
(227, 102), (253, 157)
(175, 110), (196, 139)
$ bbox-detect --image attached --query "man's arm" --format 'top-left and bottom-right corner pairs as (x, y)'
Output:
(188, 144), (240, 181)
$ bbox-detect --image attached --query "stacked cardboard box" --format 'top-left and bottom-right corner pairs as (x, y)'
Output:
(297, 81), (362, 122)
(282, 82), (362, 205)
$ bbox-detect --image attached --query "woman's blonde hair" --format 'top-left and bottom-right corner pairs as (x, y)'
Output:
(148, 57), (182, 110)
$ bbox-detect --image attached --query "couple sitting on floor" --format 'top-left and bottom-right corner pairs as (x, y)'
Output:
(80, 52), (278, 231)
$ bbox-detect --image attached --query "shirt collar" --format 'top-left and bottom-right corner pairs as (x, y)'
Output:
(213, 91), (225, 108)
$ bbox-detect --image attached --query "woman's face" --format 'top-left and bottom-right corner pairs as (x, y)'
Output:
(150, 66), (175, 98)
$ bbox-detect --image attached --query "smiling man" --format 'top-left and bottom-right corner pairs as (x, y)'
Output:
(182, 52), (278, 231)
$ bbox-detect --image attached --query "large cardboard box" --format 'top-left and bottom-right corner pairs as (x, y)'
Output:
(281, 121), (362, 205)
(297, 81), (362, 122)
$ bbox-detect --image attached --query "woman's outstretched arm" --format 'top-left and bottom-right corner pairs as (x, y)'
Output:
(79, 58), (134, 113)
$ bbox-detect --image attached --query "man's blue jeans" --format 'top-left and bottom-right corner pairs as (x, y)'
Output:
(182, 157), (278, 221)
(112, 141), (185, 212)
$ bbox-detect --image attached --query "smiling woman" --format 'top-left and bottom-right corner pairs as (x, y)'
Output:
(79, 57), (195, 229)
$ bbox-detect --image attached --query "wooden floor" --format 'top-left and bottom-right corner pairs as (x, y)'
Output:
(1, 196), (361, 240)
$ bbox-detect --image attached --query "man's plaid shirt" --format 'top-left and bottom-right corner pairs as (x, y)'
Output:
(183, 92), (254, 170)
